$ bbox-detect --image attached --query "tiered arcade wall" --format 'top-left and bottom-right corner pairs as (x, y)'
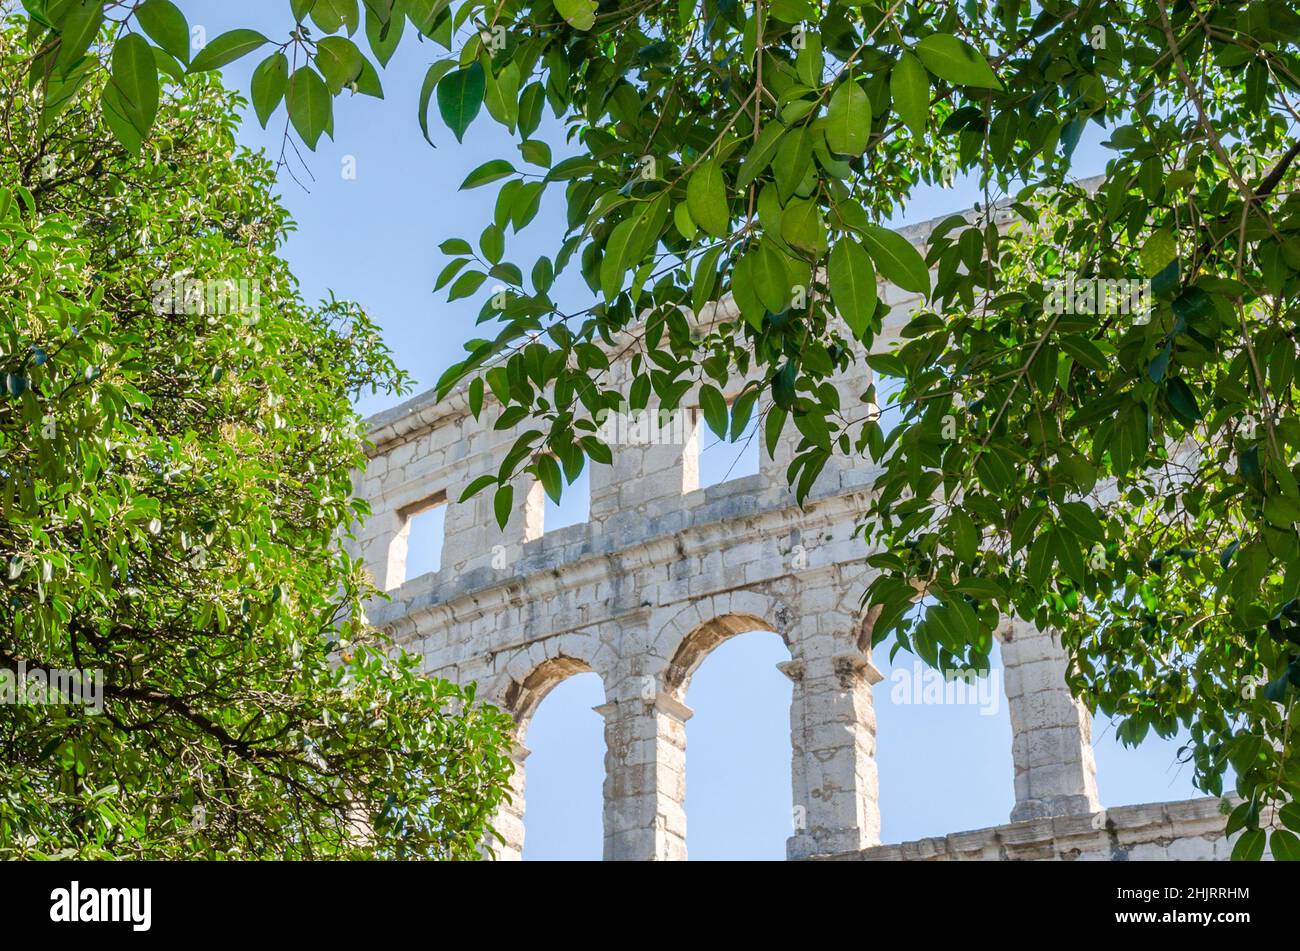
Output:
(351, 204), (1240, 860)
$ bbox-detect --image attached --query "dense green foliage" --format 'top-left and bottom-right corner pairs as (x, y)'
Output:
(18, 0), (1300, 859)
(0, 14), (513, 859)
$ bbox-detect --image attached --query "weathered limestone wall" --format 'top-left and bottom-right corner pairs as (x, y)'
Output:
(823, 798), (1245, 861)
(352, 199), (1232, 861)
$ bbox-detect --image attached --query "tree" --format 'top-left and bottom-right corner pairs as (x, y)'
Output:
(17, 0), (1300, 858)
(0, 15), (514, 859)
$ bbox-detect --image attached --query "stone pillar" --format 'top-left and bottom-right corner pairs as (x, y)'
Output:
(760, 332), (869, 497)
(441, 473), (541, 577)
(355, 506), (404, 591)
(485, 740), (528, 861)
(597, 692), (691, 861)
(783, 651), (883, 858)
(589, 415), (694, 526)
(998, 618), (1101, 822)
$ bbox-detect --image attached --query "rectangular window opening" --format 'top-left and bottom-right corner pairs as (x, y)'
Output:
(542, 462), (591, 534)
(387, 493), (447, 589)
(695, 400), (761, 490)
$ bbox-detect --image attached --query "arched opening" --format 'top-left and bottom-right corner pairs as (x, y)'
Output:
(503, 656), (605, 861)
(682, 631), (793, 859)
(666, 612), (793, 860)
(518, 671), (604, 860)
(872, 638), (1015, 843)
(1091, 714), (1223, 807)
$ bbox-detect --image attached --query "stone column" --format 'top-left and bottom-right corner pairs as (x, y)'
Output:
(485, 740), (528, 861)
(441, 473), (541, 577)
(760, 333), (870, 498)
(356, 506), (404, 591)
(589, 415), (694, 529)
(998, 618), (1101, 822)
(597, 691), (691, 861)
(783, 651), (883, 858)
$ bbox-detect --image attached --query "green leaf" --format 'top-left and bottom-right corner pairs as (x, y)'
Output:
(770, 0), (815, 20)
(460, 474), (497, 502)
(600, 211), (644, 301)
(536, 455), (563, 504)
(950, 509), (979, 563)
(772, 361), (797, 410)
(190, 30), (271, 73)
(468, 376), (485, 418)
(1140, 227), (1177, 277)
(405, 0), (444, 33)
(736, 122), (787, 191)
(437, 62), (485, 144)
(860, 224), (929, 294)
(519, 139), (551, 168)
(765, 406), (787, 456)
(1027, 531), (1054, 590)
(483, 61), (520, 132)
(286, 66), (333, 150)
(824, 80), (871, 156)
(748, 241), (787, 313)
(312, 0), (360, 35)
(460, 159), (515, 190)
(152, 45), (186, 81)
(418, 61), (455, 146)
(136, 0), (191, 63)
(448, 270), (486, 300)
(699, 385), (728, 440)
(581, 436), (613, 465)
(891, 51), (929, 137)
(954, 576), (1004, 601)
(53, 0), (105, 75)
(555, 0), (597, 31)
(732, 253), (766, 330)
(251, 53), (289, 128)
(1280, 802), (1300, 833)
(772, 125), (813, 202)
(687, 160), (729, 238)
(1058, 502), (1104, 542)
(730, 389), (758, 442)
(1053, 526), (1086, 584)
(1231, 827), (1266, 861)
(1058, 335), (1108, 372)
(780, 198), (826, 255)
(100, 85), (143, 154)
(976, 449), (1015, 493)
(914, 34), (1002, 90)
(356, 58), (384, 98)
(365, 1), (405, 66)
(1270, 828), (1300, 861)
(1166, 377), (1202, 425)
(315, 36), (365, 94)
(493, 484), (514, 530)
(828, 238), (876, 339)
(1148, 340), (1171, 383)
(435, 257), (469, 291)
(111, 34), (159, 137)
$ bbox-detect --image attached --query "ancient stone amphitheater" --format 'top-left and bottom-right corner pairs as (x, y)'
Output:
(351, 202), (1239, 861)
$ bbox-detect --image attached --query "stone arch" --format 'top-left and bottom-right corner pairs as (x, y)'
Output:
(832, 565), (881, 657)
(487, 626), (611, 739)
(654, 588), (796, 700)
(486, 635), (610, 861)
(503, 655), (597, 740)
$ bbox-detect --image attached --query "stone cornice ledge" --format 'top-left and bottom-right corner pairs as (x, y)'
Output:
(809, 797), (1236, 861)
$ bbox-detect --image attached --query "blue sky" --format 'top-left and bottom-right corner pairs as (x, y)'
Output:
(183, 2), (1208, 859)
